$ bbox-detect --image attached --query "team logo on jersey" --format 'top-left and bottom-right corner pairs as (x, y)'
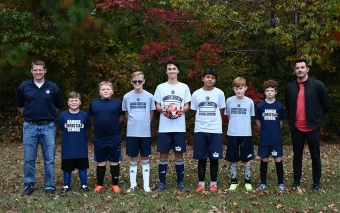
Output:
(137, 98), (140, 102)
(212, 152), (219, 158)
(171, 90), (175, 94)
(237, 104), (240, 107)
(45, 90), (50, 94)
(175, 146), (182, 152)
(205, 96), (210, 101)
(262, 109), (278, 120)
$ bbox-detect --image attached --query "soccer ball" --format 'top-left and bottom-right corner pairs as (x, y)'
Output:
(164, 103), (180, 119)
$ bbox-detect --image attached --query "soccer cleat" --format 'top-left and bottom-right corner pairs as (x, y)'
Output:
(143, 185), (151, 192)
(24, 185), (34, 196)
(256, 184), (267, 191)
(94, 185), (104, 192)
(209, 185), (218, 192)
(312, 184), (320, 193)
(244, 183), (253, 191)
(63, 185), (70, 193)
(291, 182), (301, 190)
(278, 184), (285, 191)
(196, 185), (205, 192)
(110, 185), (120, 193)
(177, 182), (190, 192)
(229, 183), (238, 191)
(154, 183), (166, 193)
(45, 187), (55, 194)
(127, 187), (136, 193)
(81, 185), (89, 192)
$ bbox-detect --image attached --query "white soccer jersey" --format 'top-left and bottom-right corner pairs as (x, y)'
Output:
(122, 90), (156, 137)
(191, 87), (226, 133)
(225, 96), (255, 136)
(154, 82), (191, 132)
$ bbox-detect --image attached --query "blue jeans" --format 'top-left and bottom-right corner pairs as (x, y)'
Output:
(23, 122), (56, 189)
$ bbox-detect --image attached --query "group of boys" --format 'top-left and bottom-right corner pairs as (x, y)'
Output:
(16, 59), (329, 196)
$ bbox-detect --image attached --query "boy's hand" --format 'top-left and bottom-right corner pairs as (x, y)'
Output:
(177, 107), (183, 117)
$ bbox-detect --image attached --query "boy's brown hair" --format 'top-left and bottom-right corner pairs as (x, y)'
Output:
(232, 77), (247, 88)
(99, 81), (113, 90)
(131, 71), (144, 79)
(263, 80), (278, 92)
(67, 91), (81, 101)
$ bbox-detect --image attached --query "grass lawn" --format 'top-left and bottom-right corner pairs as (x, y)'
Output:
(0, 142), (339, 213)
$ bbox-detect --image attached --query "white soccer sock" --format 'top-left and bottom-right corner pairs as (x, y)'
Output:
(210, 181), (217, 187)
(142, 160), (150, 191)
(199, 181), (205, 187)
(129, 161), (138, 188)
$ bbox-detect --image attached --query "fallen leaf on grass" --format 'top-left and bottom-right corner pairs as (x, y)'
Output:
(152, 194), (159, 199)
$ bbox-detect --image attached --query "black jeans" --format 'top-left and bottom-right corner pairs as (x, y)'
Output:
(291, 128), (321, 185)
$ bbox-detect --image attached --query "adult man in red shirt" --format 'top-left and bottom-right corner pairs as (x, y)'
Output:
(285, 59), (330, 193)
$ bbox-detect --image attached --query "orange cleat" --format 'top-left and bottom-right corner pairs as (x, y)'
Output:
(209, 185), (218, 192)
(110, 185), (120, 193)
(196, 185), (205, 192)
(94, 185), (104, 192)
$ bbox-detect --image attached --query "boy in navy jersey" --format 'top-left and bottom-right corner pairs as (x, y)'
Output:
(256, 80), (285, 191)
(191, 68), (225, 192)
(122, 71), (156, 192)
(89, 81), (124, 193)
(58, 92), (91, 192)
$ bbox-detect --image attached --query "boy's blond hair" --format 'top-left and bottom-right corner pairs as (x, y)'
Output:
(67, 91), (81, 101)
(232, 77), (247, 88)
(131, 71), (144, 79)
(99, 81), (113, 90)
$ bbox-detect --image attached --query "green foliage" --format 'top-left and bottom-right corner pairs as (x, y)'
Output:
(1, 0), (340, 137)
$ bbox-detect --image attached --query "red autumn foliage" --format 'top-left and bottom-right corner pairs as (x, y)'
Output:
(96, 0), (138, 10)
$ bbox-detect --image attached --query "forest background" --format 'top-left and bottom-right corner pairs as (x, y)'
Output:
(1, 0), (340, 144)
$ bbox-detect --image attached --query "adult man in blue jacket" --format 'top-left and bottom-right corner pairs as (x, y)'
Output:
(285, 59), (330, 193)
(16, 60), (64, 195)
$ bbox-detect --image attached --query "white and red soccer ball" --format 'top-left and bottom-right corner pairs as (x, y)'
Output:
(164, 103), (181, 119)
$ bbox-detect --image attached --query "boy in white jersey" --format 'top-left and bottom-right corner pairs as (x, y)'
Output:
(154, 60), (191, 192)
(191, 68), (226, 192)
(225, 77), (255, 191)
(122, 71), (156, 192)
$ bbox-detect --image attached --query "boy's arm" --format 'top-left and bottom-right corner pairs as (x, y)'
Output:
(156, 102), (164, 114)
(280, 120), (284, 129)
(220, 108), (225, 116)
(256, 119), (261, 129)
(119, 115), (124, 123)
(125, 112), (128, 120)
(58, 130), (63, 135)
(182, 102), (190, 112)
(150, 110), (154, 120)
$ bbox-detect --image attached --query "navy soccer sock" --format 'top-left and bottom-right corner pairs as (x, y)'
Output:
(158, 160), (168, 185)
(63, 171), (72, 187)
(78, 170), (87, 187)
(175, 161), (185, 185)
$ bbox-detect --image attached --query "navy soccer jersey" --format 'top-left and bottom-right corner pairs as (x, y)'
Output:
(255, 100), (285, 146)
(15, 80), (64, 121)
(89, 98), (124, 140)
(58, 110), (91, 159)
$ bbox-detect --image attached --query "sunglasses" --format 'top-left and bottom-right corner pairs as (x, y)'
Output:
(132, 80), (143, 84)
